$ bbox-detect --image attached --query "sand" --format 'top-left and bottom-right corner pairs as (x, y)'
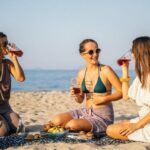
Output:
(4, 91), (150, 150)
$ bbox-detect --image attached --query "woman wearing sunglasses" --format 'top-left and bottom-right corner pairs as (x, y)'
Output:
(52, 39), (122, 135)
(107, 36), (150, 142)
(0, 32), (25, 136)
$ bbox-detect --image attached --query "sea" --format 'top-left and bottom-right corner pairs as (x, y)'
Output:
(11, 70), (136, 92)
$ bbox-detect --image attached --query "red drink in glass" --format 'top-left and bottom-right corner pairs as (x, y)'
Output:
(117, 50), (132, 66)
(10, 50), (23, 57)
(73, 87), (80, 94)
(6, 43), (23, 57)
(117, 58), (131, 66)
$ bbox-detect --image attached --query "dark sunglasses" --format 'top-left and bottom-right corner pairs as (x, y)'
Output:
(83, 48), (101, 55)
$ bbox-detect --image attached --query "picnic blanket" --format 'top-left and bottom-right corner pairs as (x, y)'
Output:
(0, 132), (132, 149)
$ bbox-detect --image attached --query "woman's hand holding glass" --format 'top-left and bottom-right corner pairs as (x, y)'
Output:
(117, 50), (132, 66)
(1, 42), (23, 58)
(70, 78), (82, 103)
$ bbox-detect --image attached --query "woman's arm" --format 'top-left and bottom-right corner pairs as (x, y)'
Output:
(136, 112), (150, 129)
(121, 63), (130, 100)
(120, 112), (150, 136)
(93, 66), (122, 105)
(7, 52), (25, 82)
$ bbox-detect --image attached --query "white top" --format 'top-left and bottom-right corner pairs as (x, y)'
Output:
(128, 75), (150, 142)
(128, 75), (150, 118)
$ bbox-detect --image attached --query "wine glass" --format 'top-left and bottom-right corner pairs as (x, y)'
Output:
(70, 77), (81, 94)
(7, 43), (23, 57)
(117, 50), (132, 66)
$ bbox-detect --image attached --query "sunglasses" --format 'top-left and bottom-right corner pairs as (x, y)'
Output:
(83, 48), (101, 56)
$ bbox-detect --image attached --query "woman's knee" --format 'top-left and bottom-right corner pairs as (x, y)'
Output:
(0, 116), (8, 136)
(106, 123), (128, 140)
(52, 112), (73, 127)
(65, 120), (77, 130)
(106, 121), (130, 136)
(106, 124), (115, 136)
(52, 115), (64, 126)
(65, 119), (92, 131)
(9, 112), (20, 128)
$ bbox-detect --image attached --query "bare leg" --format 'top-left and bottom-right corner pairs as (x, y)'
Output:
(0, 115), (9, 136)
(8, 112), (20, 129)
(3, 111), (20, 134)
(65, 119), (92, 132)
(51, 112), (73, 128)
(106, 121), (130, 140)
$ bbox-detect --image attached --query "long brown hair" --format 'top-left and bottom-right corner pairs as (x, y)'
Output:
(132, 36), (150, 88)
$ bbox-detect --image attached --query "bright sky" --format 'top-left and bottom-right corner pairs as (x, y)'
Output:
(0, 0), (150, 70)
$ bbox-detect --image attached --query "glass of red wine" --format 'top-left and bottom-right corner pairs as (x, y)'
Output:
(117, 50), (132, 66)
(7, 43), (23, 57)
(71, 77), (81, 94)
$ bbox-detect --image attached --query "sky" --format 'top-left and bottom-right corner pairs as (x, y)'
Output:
(0, 0), (150, 70)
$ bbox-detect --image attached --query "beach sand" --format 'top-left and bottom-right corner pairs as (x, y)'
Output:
(5, 91), (150, 150)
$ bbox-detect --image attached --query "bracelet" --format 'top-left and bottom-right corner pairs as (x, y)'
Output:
(120, 77), (131, 82)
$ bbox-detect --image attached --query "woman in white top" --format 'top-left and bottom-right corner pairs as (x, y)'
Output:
(106, 36), (150, 142)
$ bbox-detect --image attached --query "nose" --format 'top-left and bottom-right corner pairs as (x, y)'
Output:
(93, 51), (98, 58)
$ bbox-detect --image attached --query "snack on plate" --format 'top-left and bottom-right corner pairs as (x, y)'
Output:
(48, 121), (55, 126)
(34, 133), (41, 139)
(43, 121), (55, 132)
(26, 134), (34, 141)
(86, 131), (93, 137)
(25, 133), (41, 141)
(48, 126), (64, 133)
(79, 131), (86, 135)
(43, 121), (65, 133)
(79, 131), (93, 138)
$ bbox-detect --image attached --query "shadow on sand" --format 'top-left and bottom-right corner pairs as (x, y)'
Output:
(25, 124), (43, 132)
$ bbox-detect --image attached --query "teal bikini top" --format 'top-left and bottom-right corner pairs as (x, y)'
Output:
(81, 67), (107, 93)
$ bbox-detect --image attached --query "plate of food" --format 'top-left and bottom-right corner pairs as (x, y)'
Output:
(41, 121), (69, 138)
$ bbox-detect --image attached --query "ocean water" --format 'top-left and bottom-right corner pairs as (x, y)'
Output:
(11, 70), (136, 91)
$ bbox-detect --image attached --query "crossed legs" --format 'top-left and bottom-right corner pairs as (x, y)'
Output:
(106, 121), (130, 140)
(51, 112), (92, 132)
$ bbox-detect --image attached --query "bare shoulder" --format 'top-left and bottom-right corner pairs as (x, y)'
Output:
(77, 67), (86, 77)
(100, 64), (114, 74)
(77, 67), (86, 82)
(100, 65), (120, 83)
